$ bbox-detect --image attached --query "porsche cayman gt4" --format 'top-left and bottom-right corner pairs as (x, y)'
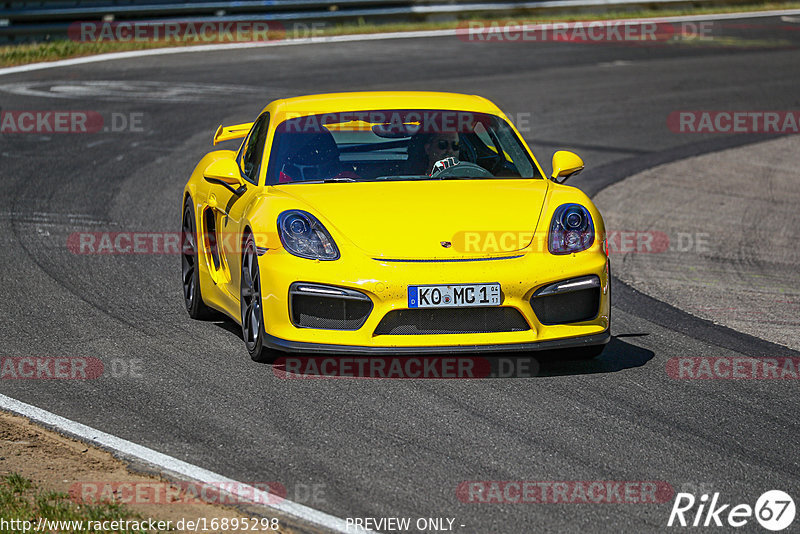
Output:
(181, 92), (610, 361)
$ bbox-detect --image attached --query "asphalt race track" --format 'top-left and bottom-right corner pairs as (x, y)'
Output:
(1, 13), (800, 533)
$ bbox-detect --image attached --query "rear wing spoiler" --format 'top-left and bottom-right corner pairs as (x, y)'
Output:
(212, 122), (253, 146)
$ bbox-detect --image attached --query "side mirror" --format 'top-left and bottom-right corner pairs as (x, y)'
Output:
(203, 158), (246, 195)
(550, 151), (584, 183)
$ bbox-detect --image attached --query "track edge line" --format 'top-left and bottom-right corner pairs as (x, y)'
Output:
(2, 7), (800, 77)
(0, 392), (370, 534)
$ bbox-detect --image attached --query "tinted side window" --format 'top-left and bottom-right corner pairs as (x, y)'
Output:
(240, 113), (269, 184)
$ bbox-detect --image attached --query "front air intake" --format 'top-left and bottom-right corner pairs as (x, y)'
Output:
(530, 275), (601, 325)
(289, 283), (372, 330)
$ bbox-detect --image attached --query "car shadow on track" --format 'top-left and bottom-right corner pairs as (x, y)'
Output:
(213, 317), (245, 340)
(212, 316), (654, 378)
(530, 336), (654, 377)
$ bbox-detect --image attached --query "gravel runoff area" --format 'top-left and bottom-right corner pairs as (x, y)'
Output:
(594, 135), (800, 351)
(0, 411), (306, 533)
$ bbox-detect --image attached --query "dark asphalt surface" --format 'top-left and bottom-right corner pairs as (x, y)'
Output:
(1, 14), (800, 533)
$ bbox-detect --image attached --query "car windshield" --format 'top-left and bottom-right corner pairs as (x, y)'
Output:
(265, 109), (541, 185)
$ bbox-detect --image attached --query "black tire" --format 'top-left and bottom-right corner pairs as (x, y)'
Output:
(182, 198), (215, 319)
(240, 232), (279, 363)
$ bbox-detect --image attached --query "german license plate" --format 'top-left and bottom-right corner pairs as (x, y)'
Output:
(408, 283), (501, 308)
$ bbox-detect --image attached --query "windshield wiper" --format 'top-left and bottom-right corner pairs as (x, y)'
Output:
(374, 175), (432, 181)
(302, 177), (357, 184)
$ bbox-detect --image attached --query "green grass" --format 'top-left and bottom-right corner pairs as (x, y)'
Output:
(1, 1), (800, 67)
(0, 473), (156, 533)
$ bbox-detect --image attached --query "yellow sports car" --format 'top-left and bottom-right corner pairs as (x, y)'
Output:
(181, 92), (610, 361)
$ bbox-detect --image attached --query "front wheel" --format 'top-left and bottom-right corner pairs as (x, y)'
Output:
(240, 232), (279, 363)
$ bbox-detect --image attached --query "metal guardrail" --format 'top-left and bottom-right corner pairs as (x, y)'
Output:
(0, 0), (716, 42)
(2, 1), (410, 21)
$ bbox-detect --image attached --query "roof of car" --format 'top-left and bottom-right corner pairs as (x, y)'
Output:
(264, 91), (503, 117)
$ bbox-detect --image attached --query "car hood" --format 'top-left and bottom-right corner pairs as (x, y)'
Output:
(275, 179), (550, 259)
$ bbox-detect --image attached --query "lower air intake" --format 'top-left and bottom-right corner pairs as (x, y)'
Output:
(374, 307), (529, 335)
(290, 283), (372, 330)
(531, 287), (600, 325)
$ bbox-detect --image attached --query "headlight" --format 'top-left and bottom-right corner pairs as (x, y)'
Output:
(277, 210), (340, 260)
(548, 203), (594, 254)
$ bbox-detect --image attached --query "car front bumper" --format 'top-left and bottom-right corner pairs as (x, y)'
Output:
(262, 329), (610, 354)
(256, 245), (610, 352)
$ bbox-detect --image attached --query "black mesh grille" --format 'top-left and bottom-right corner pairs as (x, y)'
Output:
(531, 288), (600, 325)
(291, 294), (372, 330)
(374, 307), (529, 335)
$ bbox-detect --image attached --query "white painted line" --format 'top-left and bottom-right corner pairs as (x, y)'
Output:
(0, 30), (462, 77)
(0, 393), (370, 534)
(1, 8), (800, 78)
